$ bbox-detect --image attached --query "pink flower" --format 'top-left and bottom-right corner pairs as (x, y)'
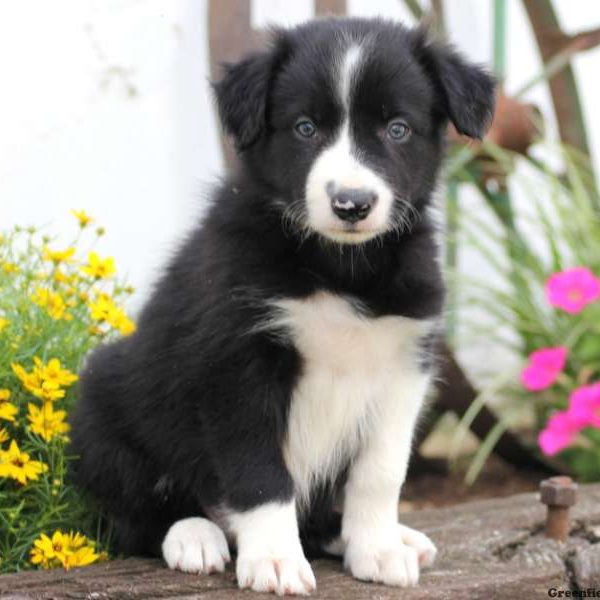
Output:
(568, 382), (600, 428)
(546, 267), (600, 314)
(538, 410), (582, 456)
(521, 346), (568, 391)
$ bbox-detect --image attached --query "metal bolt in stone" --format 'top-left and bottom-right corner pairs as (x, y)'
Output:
(539, 476), (578, 541)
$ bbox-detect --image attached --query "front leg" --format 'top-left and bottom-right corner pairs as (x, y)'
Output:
(209, 342), (315, 596)
(228, 500), (316, 596)
(342, 371), (437, 587)
(163, 335), (315, 596)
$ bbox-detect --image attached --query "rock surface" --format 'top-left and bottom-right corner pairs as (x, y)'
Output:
(2, 484), (600, 599)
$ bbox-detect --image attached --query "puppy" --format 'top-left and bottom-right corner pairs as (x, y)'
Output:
(70, 17), (494, 596)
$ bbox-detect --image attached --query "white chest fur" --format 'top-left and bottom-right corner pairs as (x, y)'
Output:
(270, 292), (432, 506)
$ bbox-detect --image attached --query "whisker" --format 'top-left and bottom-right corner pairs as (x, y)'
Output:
(280, 198), (313, 245)
(389, 195), (420, 238)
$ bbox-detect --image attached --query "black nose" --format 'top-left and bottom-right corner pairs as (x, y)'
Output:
(329, 188), (378, 223)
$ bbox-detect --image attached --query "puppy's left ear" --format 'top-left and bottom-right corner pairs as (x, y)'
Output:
(213, 32), (289, 150)
(413, 30), (496, 139)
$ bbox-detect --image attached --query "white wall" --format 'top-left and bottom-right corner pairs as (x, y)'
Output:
(1, 0), (599, 333)
(0, 0), (223, 310)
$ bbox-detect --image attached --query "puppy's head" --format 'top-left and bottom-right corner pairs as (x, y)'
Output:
(214, 18), (495, 244)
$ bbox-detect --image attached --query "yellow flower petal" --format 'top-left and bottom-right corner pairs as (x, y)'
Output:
(30, 530), (100, 570)
(42, 247), (75, 264)
(1, 262), (19, 274)
(0, 439), (48, 484)
(80, 252), (115, 279)
(71, 209), (93, 228)
(31, 288), (71, 321)
(28, 402), (70, 442)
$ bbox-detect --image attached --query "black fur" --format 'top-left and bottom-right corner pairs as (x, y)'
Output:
(70, 17), (494, 558)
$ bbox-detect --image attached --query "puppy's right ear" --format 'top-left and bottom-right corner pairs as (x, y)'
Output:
(213, 33), (288, 151)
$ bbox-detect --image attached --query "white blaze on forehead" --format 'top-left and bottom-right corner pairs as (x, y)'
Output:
(304, 43), (395, 244)
(339, 44), (362, 111)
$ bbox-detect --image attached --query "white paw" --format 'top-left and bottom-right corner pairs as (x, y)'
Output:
(237, 554), (316, 596)
(162, 517), (231, 574)
(344, 524), (436, 587)
(228, 501), (316, 595)
(397, 523), (437, 567)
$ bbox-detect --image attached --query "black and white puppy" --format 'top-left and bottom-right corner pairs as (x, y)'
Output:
(70, 17), (494, 596)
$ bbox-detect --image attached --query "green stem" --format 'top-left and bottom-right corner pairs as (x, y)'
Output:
(445, 179), (459, 341)
(401, 0), (424, 20)
(493, 0), (507, 86)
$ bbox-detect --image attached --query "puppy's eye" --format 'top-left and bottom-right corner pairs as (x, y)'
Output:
(387, 120), (411, 142)
(295, 119), (317, 138)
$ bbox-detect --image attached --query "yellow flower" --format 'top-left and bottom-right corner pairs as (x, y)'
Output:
(31, 288), (72, 321)
(30, 531), (99, 570)
(27, 402), (70, 442)
(0, 440), (48, 484)
(34, 357), (78, 388)
(0, 428), (9, 444)
(88, 293), (116, 321)
(39, 384), (65, 402)
(11, 359), (75, 402)
(88, 324), (105, 337)
(30, 533), (55, 569)
(71, 209), (93, 228)
(12, 362), (40, 391)
(53, 269), (68, 284)
(2, 262), (19, 274)
(62, 545), (100, 569)
(52, 270), (80, 288)
(111, 308), (136, 336)
(81, 252), (115, 279)
(88, 294), (135, 336)
(42, 247), (75, 265)
(0, 389), (18, 422)
(0, 317), (9, 332)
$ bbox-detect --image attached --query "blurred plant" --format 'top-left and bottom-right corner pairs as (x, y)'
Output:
(451, 145), (600, 483)
(0, 213), (134, 572)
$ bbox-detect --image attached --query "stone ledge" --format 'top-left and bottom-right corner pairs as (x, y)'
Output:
(2, 484), (600, 599)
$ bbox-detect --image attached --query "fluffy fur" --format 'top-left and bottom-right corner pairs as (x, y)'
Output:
(70, 17), (494, 595)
